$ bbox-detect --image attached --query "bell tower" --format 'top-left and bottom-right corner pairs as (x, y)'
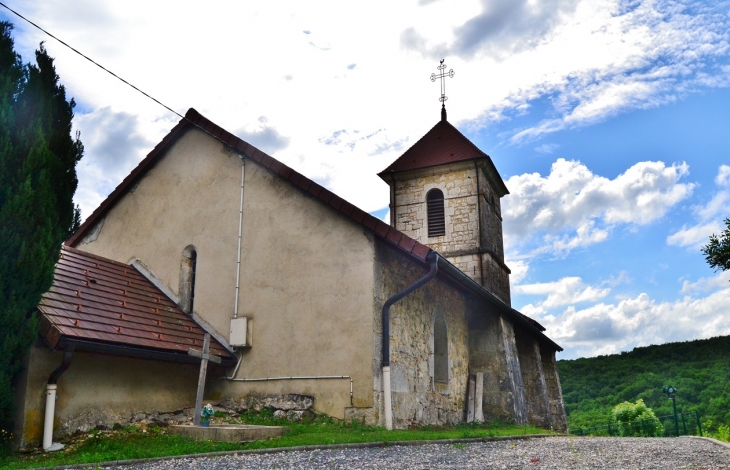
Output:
(378, 118), (512, 305)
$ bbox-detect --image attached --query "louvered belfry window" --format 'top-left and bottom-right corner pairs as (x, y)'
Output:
(427, 189), (446, 237)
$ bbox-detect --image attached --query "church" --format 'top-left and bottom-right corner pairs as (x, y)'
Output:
(13, 104), (567, 448)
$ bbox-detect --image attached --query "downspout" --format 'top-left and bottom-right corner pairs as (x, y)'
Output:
(226, 157), (246, 379)
(381, 251), (438, 430)
(233, 157), (245, 319)
(43, 349), (73, 451)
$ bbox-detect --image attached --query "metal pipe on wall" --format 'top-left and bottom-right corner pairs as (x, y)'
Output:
(233, 158), (245, 319)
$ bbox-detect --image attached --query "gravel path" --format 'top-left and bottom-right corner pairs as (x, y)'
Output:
(104, 437), (729, 469)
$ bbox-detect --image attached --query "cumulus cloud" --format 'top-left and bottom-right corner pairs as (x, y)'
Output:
(234, 117), (290, 154)
(542, 278), (730, 358)
(503, 158), (693, 255)
(667, 165), (730, 249)
(514, 276), (610, 316)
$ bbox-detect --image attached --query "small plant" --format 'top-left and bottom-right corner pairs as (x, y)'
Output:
(453, 443), (467, 450)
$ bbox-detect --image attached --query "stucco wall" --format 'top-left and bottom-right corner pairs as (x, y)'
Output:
(16, 344), (199, 447)
(77, 128), (375, 419)
(209, 157), (376, 417)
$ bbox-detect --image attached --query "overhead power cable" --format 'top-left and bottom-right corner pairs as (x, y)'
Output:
(0, 2), (230, 146)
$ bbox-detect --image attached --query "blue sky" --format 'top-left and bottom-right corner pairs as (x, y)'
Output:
(2, 0), (729, 358)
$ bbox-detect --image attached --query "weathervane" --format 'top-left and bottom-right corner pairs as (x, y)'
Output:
(430, 59), (454, 121)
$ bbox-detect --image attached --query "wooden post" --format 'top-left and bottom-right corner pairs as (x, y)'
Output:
(188, 334), (221, 426)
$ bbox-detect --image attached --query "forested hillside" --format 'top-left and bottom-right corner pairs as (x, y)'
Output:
(557, 335), (730, 431)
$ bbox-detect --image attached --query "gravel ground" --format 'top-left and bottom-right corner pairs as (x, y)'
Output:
(103, 437), (729, 469)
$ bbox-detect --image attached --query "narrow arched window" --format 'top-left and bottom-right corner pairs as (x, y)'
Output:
(434, 313), (448, 384)
(179, 246), (197, 314)
(427, 189), (445, 237)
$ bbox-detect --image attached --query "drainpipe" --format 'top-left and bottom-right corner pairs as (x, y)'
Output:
(233, 157), (245, 319)
(381, 251), (438, 430)
(43, 349), (73, 451)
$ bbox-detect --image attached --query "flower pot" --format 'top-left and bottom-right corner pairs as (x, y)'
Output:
(201, 420), (210, 427)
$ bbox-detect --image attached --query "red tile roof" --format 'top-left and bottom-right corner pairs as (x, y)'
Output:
(39, 246), (234, 363)
(65, 109), (433, 263)
(377, 120), (509, 196)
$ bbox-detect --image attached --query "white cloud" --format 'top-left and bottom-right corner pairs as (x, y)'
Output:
(681, 270), (730, 293)
(507, 259), (530, 285)
(3, 0), (725, 224)
(667, 220), (723, 249)
(73, 107), (164, 218)
(715, 165), (730, 187)
(534, 143), (559, 155)
(514, 276), (610, 316)
(667, 165), (730, 249)
(503, 158), (693, 255)
(544, 280), (730, 359)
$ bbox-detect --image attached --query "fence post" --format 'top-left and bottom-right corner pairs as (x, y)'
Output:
(695, 411), (702, 437)
(608, 422), (613, 437)
(681, 413), (688, 436)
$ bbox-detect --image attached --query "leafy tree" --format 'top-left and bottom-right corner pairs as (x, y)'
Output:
(611, 399), (663, 437)
(0, 22), (82, 443)
(702, 218), (730, 274)
(558, 335), (730, 433)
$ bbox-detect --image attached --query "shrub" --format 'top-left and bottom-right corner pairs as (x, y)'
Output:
(612, 399), (663, 437)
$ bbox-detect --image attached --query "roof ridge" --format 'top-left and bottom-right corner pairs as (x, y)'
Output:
(376, 119), (509, 195)
(66, 108), (432, 262)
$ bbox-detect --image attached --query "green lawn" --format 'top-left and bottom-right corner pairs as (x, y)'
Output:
(0, 414), (549, 469)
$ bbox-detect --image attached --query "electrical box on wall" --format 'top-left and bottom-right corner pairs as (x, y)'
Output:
(229, 317), (252, 347)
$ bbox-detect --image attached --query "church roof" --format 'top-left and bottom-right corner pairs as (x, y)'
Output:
(64, 109), (558, 350)
(377, 119), (509, 196)
(65, 109), (432, 263)
(39, 246), (236, 365)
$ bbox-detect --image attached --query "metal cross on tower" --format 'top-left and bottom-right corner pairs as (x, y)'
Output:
(430, 59), (454, 121)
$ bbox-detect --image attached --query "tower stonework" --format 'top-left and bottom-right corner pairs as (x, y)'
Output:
(379, 119), (511, 305)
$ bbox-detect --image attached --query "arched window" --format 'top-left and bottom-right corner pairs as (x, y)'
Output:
(427, 189), (445, 237)
(179, 245), (197, 314)
(433, 312), (448, 384)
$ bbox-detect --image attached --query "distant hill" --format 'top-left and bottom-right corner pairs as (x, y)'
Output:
(557, 335), (730, 431)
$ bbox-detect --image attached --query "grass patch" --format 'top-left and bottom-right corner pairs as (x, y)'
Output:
(0, 414), (549, 469)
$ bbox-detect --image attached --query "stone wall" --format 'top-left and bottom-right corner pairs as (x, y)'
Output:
(539, 343), (568, 432)
(373, 241), (471, 428)
(467, 307), (524, 423)
(371, 241), (535, 429)
(393, 165), (480, 254)
(514, 326), (552, 428)
(390, 162), (511, 304)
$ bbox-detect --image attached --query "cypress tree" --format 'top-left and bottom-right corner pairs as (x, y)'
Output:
(0, 22), (83, 444)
